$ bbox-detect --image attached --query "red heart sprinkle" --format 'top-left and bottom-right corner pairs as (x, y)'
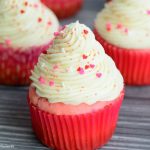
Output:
(85, 65), (90, 69)
(38, 17), (42, 23)
(82, 54), (88, 59)
(83, 29), (88, 34)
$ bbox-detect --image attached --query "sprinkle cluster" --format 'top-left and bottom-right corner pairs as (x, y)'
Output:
(106, 22), (128, 34)
(2, 0), (53, 46)
(37, 28), (102, 89)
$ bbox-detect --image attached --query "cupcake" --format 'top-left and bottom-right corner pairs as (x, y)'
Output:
(28, 21), (124, 150)
(0, 0), (59, 85)
(41, 0), (83, 19)
(94, 0), (150, 85)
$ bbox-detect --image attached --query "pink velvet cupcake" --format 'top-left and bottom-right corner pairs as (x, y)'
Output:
(94, 0), (150, 85)
(41, 0), (83, 19)
(28, 22), (124, 150)
(0, 0), (59, 85)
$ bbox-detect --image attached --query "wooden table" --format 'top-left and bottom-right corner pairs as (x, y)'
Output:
(0, 0), (150, 149)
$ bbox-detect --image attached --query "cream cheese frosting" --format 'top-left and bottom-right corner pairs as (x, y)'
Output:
(30, 21), (123, 105)
(95, 0), (150, 49)
(0, 0), (59, 49)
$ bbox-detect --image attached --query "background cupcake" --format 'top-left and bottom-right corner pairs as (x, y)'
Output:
(28, 22), (124, 150)
(94, 0), (150, 85)
(0, 0), (59, 85)
(41, 0), (83, 19)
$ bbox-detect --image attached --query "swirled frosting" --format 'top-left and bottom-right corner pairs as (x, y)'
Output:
(0, 0), (59, 49)
(95, 0), (150, 49)
(30, 21), (123, 105)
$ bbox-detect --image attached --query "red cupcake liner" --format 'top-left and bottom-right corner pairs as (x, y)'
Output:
(0, 43), (50, 85)
(94, 29), (150, 85)
(28, 91), (124, 150)
(41, 0), (83, 19)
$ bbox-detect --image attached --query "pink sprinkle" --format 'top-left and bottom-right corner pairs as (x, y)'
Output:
(49, 80), (55, 87)
(116, 23), (123, 29)
(90, 64), (95, 69)
(47, 21), (52, 26)
(147, 10), (150, 15)
(106, 22), (112, 31)
(77, 67), (85, 75)
(82, 54), (88, 59)
(53, 65), (59, 70)
(5, 39), (11, 45)
(124, 28), (128, 34)
(38, 17), (42, 23)
(34, 3), (39, 8)
(49, 40), (53, 45)
(96, 73), (102, 78)
(39, 76), (45, 84)
(54, 32), (60, 36)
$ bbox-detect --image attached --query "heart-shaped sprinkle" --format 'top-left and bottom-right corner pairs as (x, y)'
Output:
(83, 29), (88, 34)
(54, 32), (60, 36)
(124, 28), (128, 34)
(106, 22), (112, 31)
(147, 10), (150, 15)
(90, 64), (95, 69)
(49, 40), (53, 45)
(39, 76), (45, 84)
(82, 54), (88, 59)
(53, 65), (59, 70)
(116, 23), (123, 29)
(24, 1), (28, 6)
(38, 17), (42, 23)
(20, 10), (25, 14)
(49, 80), (55, 87)
(47, 21), (52, 26)
(96, 73), (102, 78)
(85, 65), (90, 69)
(34, 3), (39, 8)
(77, 67), (85, 75)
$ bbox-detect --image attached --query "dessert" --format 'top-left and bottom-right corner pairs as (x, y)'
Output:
(94, 0), (150, 85)
(0, 0), (59, 85)
(41, 0), (83, 19)
(28, 21), (124, 150)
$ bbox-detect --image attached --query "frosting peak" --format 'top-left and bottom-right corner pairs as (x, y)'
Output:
(31, 22), (123, 105)
(95, 0), (150, 49)
(0, 0), (59, 49)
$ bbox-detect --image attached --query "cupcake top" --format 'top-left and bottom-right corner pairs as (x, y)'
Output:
(95, 0), (150, 49)
(0, 0), (59, 49)
(30, 21), (123, 105)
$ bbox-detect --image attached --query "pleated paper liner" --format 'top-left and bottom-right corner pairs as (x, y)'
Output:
(94, 29), (150, 85)
(0, 43), (49, 85)
(41, 0), (83, 19)
(28, 91), (124, 150)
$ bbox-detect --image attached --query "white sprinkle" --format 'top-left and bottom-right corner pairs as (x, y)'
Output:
(61, 48), (65, 53)
(61, 82), (65, 87)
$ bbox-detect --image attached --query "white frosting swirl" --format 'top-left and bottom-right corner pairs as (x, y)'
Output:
(0, 0), (59, 49)
(30, 22), (123, 105)
(95, 0), (150, 49)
